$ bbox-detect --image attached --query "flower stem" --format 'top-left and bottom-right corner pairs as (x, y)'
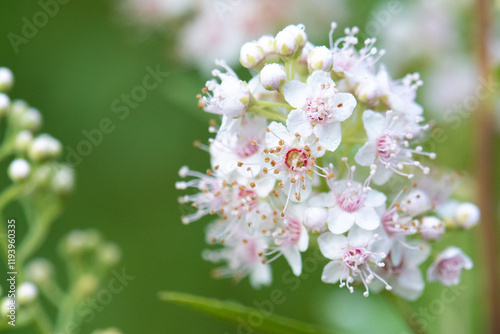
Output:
(248, 106), (287, 123)
(33, 301), (54, 334)
(254, 100), (292, 110)
(0, 183), (28, 264)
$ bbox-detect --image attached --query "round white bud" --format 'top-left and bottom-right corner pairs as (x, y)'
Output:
(274, 29), (297, 56)
(26, 258), (53, 284)
(15, 130), (33, 152)
(260, 64), (286, 91)
(400, 189), (431, 217)
(52, 165), (75, 194)
(0, 298), (14, 318)
(257, 35), (275, 55)
(98, 243), (122, 267)
(420, 216), (445, 241)
(11, 100), (28, 116)
(75, 274), (99, 298)
(304, 207), (328, 233)
(355, 78), (379, 103)
(29, 134), (62, 161)
(20, 108), (42, 131)
(283, 24), (307, 48)
(307, 46), (333, 71)
(454, 202), (480, 229)
(240, 42), (265, 68)
(8, 159), (30, 182)
(17, 282), (38, 306)
(0, 93), (10, 117)
(0, 67), (14, 92)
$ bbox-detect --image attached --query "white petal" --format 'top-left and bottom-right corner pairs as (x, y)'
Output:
(283, 80), (308, 108)
(249, 263), (272, 289)
(327, 207), (355, 234)
(265, 121), (293, 147)
(317, 232), (348, 260)
(321, 261), (345, 284)
(354, 142), (377, 166)
(365, 190), (387, 208)
(362, 109), (385, 140)
(298, 224), (309, 252)
(286, 108), (313, 137)
(314, 122), (341, 152)
(347, 225), (375, 247)
(307, 70), (334, 92)
(405, 241), (431, 266)
(330, 93), (356, 122)
(394, 268), (424, 301)
(283, 247), (302, 276)
(352, 206), (380, 230)
(372, 163), (393, 185)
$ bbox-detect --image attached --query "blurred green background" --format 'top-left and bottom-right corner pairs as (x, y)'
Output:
(0, 0), (497, 333)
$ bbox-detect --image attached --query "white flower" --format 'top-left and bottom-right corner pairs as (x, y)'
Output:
(8, 159), (30, 182)
(355, 110), (435, 184)
(262, 121), (328, 206)
(284, 70), (356, 152)
(0, 93), (10, 116)
(0, 67), (13, 91)
(18, 283), (38, 305)
(318, 226), (392, 296)
(201, 60), (251, 120)
(326, 162), (386, 234)
(15, 130), (33, 152)
(454, 202), (480, 229)
(260, 63), (287, 91)
(29, 134), (62, 161)
(427, 247), (473, 286)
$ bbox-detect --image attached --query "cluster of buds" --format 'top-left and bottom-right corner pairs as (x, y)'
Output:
(177, 24), (479, 299)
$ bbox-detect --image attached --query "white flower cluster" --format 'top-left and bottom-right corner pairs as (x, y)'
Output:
(176, 24), (479, 299)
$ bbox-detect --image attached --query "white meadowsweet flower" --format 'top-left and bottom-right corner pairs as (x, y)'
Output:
(17, 282), (38, 305)
(201, 60), (251, 120)
(355, 109), (435, 185)
(29, 134), (62, 161)
(240, 41), (265, 68)
(284, 70), (356, 152)
(319, 226), (392, 296)
(454, 202), (480, 229)
(427, 247), (473, 286)
(260, 63), (287, 91)
(326, 161), (386, 234)
(307, 46), (333, 71)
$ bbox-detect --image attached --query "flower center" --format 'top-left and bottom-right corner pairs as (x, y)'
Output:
(376, 134), (399, 162)
(236, 138), (259, 158)
(343, 248), (367, 268)
(285, 149), (308, 170)
(337, 187), (365, 212)
(305, 98), (330, 122)
(286, 219), (302, 244)
(237, 188), (258, 211)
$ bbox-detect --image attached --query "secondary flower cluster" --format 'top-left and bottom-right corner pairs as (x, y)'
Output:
(176, 24), (479, 299)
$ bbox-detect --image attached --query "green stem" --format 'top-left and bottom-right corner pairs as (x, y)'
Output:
(248, 106), (287, 123)
(254, 100), (292, 110)
(0, 183), (28, 264)
(33, 301), (54, 334)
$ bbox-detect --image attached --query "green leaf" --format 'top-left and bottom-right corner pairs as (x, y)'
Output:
(159, 291), (330, 334)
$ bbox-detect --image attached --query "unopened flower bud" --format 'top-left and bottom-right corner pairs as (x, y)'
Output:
(98, 243), (122, 267)
(283, 24), (307, 48)
(427, 247), (473, 286)
(420, 216), (445, 241)
(0, 298), (14, 318)
(29, 134), (62, 161)
(298, 42), (314, 66)
(260, 64), (286, 91)
(257, 35), (275, 56)
(454, 202), (480, 229)
(307, 46), (333, 71)
(18, 282), (38, 306)
(355, 78), (379, 103)
(400, 189), (431, 217)
(305, 207), (328, 233)
(0, 67), (14, 92)
(92, 328), (123, 334)
(0, 93), (10, 117)
(240, 42), (265, 68)
(275, 29), (297, 56)
(52, 165), (75, 195)
(75, 274), (99, 298)
(26, 258), (54, 284)
(11, 100), (28, 116)
(20, 108), (42, 131)
(8, 159), (30, 182)
(15, 130), (33, 152)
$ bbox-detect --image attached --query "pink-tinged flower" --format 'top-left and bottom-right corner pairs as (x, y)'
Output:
(355, 109), (435, 185)
(260, 121), (330, 207)
(201, 60), (251, 120)
(318, 226), (392, 296)
(210, 116), (267, 178)
(427, 247), (473, 286)
(326, 161), (386, 234)
(203, 228), (272, 289)
(283, 70), (356, 152)
(374, 241), (430, 301)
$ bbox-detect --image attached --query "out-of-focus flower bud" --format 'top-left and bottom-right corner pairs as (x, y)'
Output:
(26, 258), (54, 284)
(92, 328), (123, 334)
(29, 134), (62, 161)
(400, 189), (431, 217)
(260, 64), (287, 91)
(52, 165), (75, 195)
(305, 207), (328, 233)
(308, 46), (333, 71)
(75, 274), (99, 298)
(454, 202), (480, 229)
(15, 130), (33, 152)
(283, 24), (307, 48)
(0, 68), (13, 92)
(0, 93), (10, 117)
(8, 159), (30, 182)
(19, 108), (42, 131)
(427, 247), (473, 286)
(257, 35), (275, 56)
(98, 243), (122, 267)
(355, 78), (379, 103)
(420, 216), (445, 241)
(275, 29), (297, 56)
(240, 42), (265, 68)
(17, 282), (38, 306)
